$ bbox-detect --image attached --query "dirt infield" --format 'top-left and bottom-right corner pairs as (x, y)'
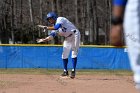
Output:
(0, 74), (139, 93)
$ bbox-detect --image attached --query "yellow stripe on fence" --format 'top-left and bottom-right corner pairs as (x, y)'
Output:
(0, 44), (127, 48)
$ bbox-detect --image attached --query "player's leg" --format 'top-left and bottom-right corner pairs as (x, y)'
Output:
(61, 40), (71, 76)
(124, 0), (140, 90)
(71, 30), (80, 78)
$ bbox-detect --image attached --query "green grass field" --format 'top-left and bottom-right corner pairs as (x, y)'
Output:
(0, 69), (133, 76)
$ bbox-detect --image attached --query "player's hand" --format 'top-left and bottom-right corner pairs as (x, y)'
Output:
(36, 37), (51, 43)
(110, 24), (124, 46)
(36, 38), (45, 43)
(37, 25), (48, 29)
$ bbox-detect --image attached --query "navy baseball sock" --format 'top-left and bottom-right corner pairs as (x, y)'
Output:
(63, 58), (68, 72)
(72, 57), (77, 71)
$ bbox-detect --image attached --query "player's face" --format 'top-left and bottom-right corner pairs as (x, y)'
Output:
(48, 18), (55, 24)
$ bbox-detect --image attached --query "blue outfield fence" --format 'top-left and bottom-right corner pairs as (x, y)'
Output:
(0, 44), (131, 70)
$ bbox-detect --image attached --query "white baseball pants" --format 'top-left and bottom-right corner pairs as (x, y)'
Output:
(62, 30), (80, 59)
(124, 0), (140, 84)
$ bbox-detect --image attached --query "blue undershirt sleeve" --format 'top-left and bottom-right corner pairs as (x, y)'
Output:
(54, 23), (61, 30)
(113, 0), (127, 6)
(49, 31), (57, 38)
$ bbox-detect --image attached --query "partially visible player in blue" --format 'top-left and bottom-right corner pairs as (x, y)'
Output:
(37, 12), (80, 79)
(112, 0), (140, 91)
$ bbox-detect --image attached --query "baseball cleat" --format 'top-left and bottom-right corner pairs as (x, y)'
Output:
(70, 71), (75, 79)
(61, 71), (69, 76)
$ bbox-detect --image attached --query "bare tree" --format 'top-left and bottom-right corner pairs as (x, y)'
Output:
(74, 0), (78, 27)
(87, 0), (94, 44)
(93, 0), (99, 44)
(0, 0), (10, 43)
(0, 0), (112, 44)
(11, 0), (15, 43)
(19, 0), (23, 43)
(28, 0), (34, 25)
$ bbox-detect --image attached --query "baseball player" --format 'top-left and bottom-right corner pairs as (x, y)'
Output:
(37, 12), (80, 78)
(112, 0), (140, 91)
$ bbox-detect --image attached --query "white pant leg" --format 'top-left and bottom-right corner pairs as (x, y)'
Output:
(124, 0), (140, 83)
(71, 30), (80, 58)
(62, 39), (71, 59)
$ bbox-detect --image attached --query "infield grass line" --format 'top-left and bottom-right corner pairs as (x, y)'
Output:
(0, 69), (133, 76)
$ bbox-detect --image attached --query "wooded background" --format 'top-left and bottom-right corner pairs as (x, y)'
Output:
(0, 0), (112, 45)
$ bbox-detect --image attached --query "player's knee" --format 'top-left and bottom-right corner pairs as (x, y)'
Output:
(71, 55), (77, 58)
(62, 55), (69, 59)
